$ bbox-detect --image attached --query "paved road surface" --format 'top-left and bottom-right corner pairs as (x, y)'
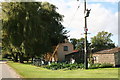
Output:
(0, 61), (20, 79)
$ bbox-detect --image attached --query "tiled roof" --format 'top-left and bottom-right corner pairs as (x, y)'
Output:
(65, 50), (79, 55)
(94, 47), (120, 54)
(72, 50), (79, 52)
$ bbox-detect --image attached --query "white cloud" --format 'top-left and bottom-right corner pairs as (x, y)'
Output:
(87, 3), (118, 45)
(36, 0), (118, 44)
(88, 3), (118, 34)
(88, 0), (119, 2)
(1, 0), (118, 44)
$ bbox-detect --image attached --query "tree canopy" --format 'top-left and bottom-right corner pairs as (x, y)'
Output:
(70, 31), (115, 53)
(91, 31), (115, 52)
(2, 2), (67, 63)
(70, 38), (78, 49)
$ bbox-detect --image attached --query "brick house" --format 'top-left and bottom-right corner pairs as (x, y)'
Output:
(92, 47), (120, 66)
(44, 42), (74, 62)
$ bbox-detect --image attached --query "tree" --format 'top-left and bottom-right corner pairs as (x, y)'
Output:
(75, 38), (85, 51)
(70, 38), (78, 49)
(70, 38), (89, 51)
(91, 31), (115, 52)
(2, 2), (67, 63)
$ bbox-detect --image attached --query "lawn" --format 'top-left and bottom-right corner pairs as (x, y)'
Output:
(7, 61), (119, 78)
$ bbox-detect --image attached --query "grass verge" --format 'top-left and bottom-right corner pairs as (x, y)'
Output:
(7, 61), (119, 78)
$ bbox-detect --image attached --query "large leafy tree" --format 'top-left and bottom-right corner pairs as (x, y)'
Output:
(2, 2), (67, 63)
(91, 31), (115, 52)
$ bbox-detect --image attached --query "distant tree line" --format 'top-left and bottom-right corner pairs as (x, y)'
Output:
(70, 31), (116, 53)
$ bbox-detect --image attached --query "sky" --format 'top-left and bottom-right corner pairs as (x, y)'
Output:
(36, 0), (119, 46)
(0, 0), (119, 46)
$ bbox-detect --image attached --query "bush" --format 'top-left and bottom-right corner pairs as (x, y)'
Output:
(89, 63), (113, 69)
(89, 63), (101, 69)
(44, 63), (85, 70)
(99, 63), (113, 68)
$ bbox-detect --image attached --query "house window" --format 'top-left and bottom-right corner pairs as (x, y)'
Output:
(64, 46), (68, 51)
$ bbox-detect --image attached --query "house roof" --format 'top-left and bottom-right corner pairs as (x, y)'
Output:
(94, 47), (120, 54)
(58, 42), (73, 45)
(73, 50), (79, 53)
(65, 50), (79, 56)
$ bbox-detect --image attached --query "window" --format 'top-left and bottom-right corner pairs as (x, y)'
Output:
(64, 46), (68, 51)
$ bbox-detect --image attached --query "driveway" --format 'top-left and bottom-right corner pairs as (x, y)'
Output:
(0, 61), (20, 79)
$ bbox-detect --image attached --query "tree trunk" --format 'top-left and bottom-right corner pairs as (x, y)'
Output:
(31, 57), (33, 63)
(11, 52), (18, 62)
(19, 52), (24, 63)
(15, 53), (18, 62)
(31, 56), (35, 63)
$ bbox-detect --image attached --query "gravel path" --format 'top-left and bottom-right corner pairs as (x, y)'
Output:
(0, 61), (20, 79)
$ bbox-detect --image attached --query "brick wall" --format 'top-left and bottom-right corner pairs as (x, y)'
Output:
(93, 53), (115, 65)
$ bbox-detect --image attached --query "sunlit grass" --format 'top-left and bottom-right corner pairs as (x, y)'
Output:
(7, 61), (119, 78)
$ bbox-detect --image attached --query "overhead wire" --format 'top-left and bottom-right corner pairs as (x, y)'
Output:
(67, 1), (81, 28)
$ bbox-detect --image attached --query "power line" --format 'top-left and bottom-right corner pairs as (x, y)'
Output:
(67, 2), (81, 28)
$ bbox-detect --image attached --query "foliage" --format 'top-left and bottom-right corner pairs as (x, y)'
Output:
(89, 63), (113, 69)
(99, 63), (113, 68)
(2, 2), (67, 63)
(70, 38), (78, 49)
(44, 63), (84, 70)
(75, 38), (85, 51)
(44, 63), (113, 70)
(70, 38), (90, 51)
(91, 31), (115, 52)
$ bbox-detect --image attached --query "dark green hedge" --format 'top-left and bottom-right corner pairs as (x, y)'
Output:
(89, 63), (113, 69)
(43, 63), (84, 70)
(43, 63), (113, 70)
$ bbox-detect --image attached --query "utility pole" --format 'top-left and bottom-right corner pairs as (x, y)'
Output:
(84, 0), (91, 69)
(84, 0), (88, 69)
(77, 0), (91, 69)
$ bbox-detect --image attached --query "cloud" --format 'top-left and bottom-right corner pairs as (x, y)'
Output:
(63, 2), (118, 37)
(87, 0), (119, 2)
(87, 3), (118, 45)
(88, 3), (118, 34)
(36, 0), (118, 44)
(1, 0), (118, 44)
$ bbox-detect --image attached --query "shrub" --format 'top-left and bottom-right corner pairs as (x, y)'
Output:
(99, 63), (113, 68)
(44, 63), (85, 70)
(89, 63), (113, 69)
(89, 63), (101, 69)
(79, 64), (84, 68)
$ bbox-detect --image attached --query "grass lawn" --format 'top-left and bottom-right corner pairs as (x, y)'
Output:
(7, 61), (119, 78)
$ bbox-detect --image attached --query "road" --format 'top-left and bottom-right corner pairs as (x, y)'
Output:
(0, 61), (20, 79)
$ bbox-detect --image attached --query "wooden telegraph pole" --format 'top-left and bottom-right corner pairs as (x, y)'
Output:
(77, 0), (91, 69)
(84, 0), (91, 69)
(84, 0), (88, 69)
